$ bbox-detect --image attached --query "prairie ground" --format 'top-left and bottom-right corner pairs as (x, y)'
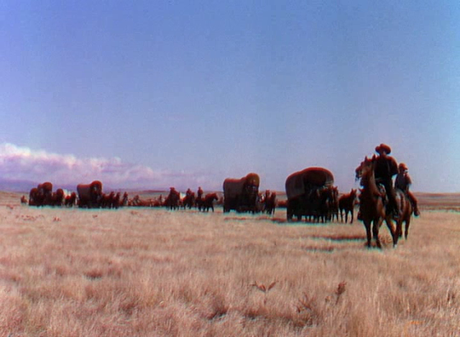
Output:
(0, 192), (459, 336)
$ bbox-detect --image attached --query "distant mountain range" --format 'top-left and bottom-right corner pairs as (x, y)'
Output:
(0, 179), (99, 193)
(0, 178), (40, 193)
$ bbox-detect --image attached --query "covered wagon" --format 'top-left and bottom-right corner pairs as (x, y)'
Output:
(285, 167), (335, 221)
(77, 180), (103, 208)
(223, 173), (260, 213)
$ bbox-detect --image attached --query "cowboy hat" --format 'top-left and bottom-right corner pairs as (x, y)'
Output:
(375, 143), (391, 154)
(399, 163), (408, 171)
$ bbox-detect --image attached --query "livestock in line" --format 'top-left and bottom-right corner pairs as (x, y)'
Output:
(21, 141), (418, 253)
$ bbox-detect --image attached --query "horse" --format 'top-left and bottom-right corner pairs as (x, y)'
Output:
(101, 192), (115, 208)
(314, 186), (338, 223)
(326, 186), (339, 222)
(356, 156), (398, 249)
(200, 193), (218, 212)
(394, 188), (413, 240)
(164, 188), (180, 210)
(264, 191), (277, 215)
(130, 195), (153, 207)
(339, 189), (357, 224)
(121, 192), (129, 207)
(112, 192), (121, 209)
(182, 192), (196, 210)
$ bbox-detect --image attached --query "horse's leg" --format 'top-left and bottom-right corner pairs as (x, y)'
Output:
(373, 218), (383, 249)
(385, 217), (398, 247)
(395, 195), (409, 240)
(405, 199), (412, 240)
(350, 209), (354, 224)
(364, 220), (372, 248)
(398, 219), (403, 239)
(405, 217), (410, 240)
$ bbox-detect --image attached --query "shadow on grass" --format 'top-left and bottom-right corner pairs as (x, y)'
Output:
(299, 235), (367, 253)
(310, 234), (366, 241)
(224, 216), (336, 226)
(271, 217), (348, 227)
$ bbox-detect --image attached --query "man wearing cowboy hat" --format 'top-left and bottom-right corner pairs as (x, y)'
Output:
(395, 163), (420, 216)
(374, 143), (400, 218)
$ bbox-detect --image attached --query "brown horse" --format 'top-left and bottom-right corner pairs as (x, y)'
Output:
(326, 186), (339, 222)
(263, 191), (277, 215)
(357, 156), (397, 249)
(394, 188), (413, 240)
(164, 188), (180, 210)
(121, 192), (129, 207)
(182, 192), (196, 210)
(339, 189), (357, 224)
(201, 193), (218, 212)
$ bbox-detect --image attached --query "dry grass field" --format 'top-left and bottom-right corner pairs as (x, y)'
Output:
(0, 191), (459, 336)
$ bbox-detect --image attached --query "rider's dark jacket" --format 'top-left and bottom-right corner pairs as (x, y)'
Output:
(374, 155), (398, 213)
(374, 156), (398, 182)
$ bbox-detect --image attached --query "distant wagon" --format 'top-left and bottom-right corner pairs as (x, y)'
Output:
(223, 173), (260, 213)
(77, 180), (103, 208)
(29, 182), (53, 206)
(285, 167), (334, 221)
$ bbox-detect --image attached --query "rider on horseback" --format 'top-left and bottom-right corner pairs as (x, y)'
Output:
(374, 144), (400, 218)
(395, 163), (420, 216)
(197, 187), (204, 199)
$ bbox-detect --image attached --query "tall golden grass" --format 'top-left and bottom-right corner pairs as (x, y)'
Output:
(0, 192), (459, 336)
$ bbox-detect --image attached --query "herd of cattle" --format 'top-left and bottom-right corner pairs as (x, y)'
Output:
(23, 167), (358, 223)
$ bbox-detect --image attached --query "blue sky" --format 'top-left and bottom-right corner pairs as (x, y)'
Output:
(1, 1), (459, 192)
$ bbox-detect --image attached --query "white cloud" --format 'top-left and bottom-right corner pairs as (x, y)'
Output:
(0, 143), (218, 191)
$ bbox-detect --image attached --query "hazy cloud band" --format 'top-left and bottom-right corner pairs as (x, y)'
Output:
(0, 143), (212, 190)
